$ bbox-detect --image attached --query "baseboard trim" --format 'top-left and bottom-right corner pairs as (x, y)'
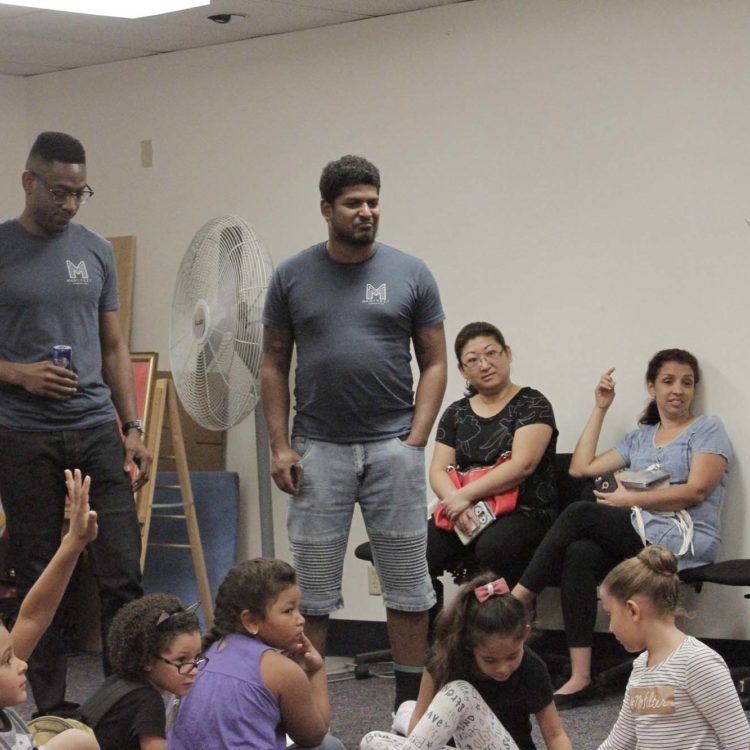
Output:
(328, 619), (389, 657)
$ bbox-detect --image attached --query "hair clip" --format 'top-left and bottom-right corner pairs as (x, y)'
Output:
(474, 578), (509, 603)
(156, 601), (200, 626)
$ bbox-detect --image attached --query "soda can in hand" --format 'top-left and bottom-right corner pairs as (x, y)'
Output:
(51, 345), (73, 370)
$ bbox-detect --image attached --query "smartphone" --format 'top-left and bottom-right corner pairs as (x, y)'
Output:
(455, 501), (496, 545)
(290, 462), (304, 490)
(594, 473), (617, 493)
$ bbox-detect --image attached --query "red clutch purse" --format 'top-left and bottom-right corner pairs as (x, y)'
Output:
(433, 451), (518, 531)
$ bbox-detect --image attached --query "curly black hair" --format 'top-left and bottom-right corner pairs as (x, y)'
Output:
(318, 155), (380, 204)
(204, 558), (296, 650)
(107, 594), (200, 682)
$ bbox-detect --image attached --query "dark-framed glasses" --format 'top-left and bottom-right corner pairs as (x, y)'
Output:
(158, 655), (209, 675)
(30, 171), (94, 206)
(461, 349), (505, 371)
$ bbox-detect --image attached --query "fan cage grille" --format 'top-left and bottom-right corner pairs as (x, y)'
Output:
(169, 215), (273, 430)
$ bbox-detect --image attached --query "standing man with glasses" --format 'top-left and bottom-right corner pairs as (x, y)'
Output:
(0, 131), (149, 716)
(262, 155), (447, 713)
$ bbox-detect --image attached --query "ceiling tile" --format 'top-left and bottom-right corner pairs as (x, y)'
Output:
(0, 0), (465, 76)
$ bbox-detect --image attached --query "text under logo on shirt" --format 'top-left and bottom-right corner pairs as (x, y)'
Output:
(628, 686), (676, 714)
(363, 283), (387, 304)
(66, 260), (90, 284)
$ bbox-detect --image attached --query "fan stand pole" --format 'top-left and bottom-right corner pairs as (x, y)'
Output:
(138, 378), (214, 626)
(254, 402), (275, 558)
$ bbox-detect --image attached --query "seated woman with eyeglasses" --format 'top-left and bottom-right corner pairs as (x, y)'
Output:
(79, 594), (203, 750)
(427, 322), (559, 597)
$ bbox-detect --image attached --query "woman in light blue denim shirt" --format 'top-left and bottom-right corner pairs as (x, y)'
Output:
(511, 349), (731, 709)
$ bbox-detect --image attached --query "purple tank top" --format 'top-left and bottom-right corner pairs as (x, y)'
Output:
(168, 633), (284, 749)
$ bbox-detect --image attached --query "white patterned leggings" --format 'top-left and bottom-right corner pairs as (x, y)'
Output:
(360, 680), (520, 750)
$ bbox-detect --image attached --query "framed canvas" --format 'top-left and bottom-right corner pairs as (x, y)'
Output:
(128, 352), (159, 432)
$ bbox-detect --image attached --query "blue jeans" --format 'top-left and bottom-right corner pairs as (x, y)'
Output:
(0, 421), (143, 712)
(288, 436), (435, 614)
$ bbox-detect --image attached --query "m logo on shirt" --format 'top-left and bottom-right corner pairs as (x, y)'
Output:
(66, 260), (89, 284)
(364, 283), (387, 304)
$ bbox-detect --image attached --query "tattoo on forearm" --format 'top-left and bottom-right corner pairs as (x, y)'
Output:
(263, 328), (293, 356)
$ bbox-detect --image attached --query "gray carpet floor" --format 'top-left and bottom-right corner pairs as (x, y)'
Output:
(326, 662), (625, 750)
(17, 653), (627, 749)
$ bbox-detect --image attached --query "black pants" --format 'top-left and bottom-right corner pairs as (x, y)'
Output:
(518, 501), (643, 647)
(0, 422), (143, 712)
(427, 511), (549, 587)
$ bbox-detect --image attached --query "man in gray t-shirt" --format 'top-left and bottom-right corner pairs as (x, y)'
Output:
(0, 132), (149, 716)
(262, 155), (447, 709)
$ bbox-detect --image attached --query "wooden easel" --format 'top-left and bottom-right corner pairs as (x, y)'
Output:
(136, 378), (214, 625)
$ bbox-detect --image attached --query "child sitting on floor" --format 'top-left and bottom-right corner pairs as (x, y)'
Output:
(80, 594), (202, 750)
(169, 558), (344, 750)
(597, 545), (750, 750)
(361, 572), (571, 750)
(0, 469), (98, 750)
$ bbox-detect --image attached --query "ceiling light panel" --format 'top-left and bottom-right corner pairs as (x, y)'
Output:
(0, 0), (209, 19)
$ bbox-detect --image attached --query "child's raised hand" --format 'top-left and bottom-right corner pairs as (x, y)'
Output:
(65, 468), (98, 545)
(283, 632), (324, 674)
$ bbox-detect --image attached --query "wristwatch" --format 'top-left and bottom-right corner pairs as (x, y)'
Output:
(121, 419), (144, 437)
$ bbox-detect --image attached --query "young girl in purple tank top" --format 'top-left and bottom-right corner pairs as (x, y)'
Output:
(169, 558), (344, 750)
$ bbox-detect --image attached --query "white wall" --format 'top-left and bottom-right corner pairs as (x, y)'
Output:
(0, 75), (28, 212)
(4, 0), (750, 637)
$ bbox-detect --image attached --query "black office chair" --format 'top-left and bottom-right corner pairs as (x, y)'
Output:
(353, 453), (586, 679)
(680, 558), (750, 705)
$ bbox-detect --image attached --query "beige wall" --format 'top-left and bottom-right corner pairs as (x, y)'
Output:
(0, 75), (27, 212)
(4, 0), (750, 637)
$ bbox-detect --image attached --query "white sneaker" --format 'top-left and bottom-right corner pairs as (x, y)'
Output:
(391, 700), (416, 736)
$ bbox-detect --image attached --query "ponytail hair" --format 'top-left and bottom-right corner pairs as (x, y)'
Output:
(602, 545), (680, 616)
(427, 572), (531, 691)
(639, 348), (700, 425)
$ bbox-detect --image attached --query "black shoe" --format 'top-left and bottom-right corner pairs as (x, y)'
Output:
(32, 701), (81, 719)
(553, 684), (598, 710)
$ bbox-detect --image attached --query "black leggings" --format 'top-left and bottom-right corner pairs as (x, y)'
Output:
(427, 511), (549, 587)
(518, 501), (643, 647)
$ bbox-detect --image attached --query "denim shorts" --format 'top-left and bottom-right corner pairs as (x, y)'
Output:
(287, 435), (436, 615)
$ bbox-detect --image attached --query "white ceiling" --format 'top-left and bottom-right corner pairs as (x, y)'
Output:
(0, 0), (467, 77)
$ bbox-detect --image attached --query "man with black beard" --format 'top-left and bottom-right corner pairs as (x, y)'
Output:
(262, 155), (447, 711)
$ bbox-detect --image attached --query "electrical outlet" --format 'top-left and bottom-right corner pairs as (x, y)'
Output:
(367, 565), (382, 596)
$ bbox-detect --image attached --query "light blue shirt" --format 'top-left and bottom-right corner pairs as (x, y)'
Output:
(614, 416), (731, 569)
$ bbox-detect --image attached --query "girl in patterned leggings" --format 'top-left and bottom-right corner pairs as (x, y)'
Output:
(360, 572), (571, 750)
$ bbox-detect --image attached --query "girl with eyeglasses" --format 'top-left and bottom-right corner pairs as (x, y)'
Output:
(169, 558), (344, 750)
(80, 594), (202, 750)
(426, 322), (559, 609)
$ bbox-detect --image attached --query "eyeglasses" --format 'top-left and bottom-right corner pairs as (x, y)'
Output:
(461, 349), (505, 371)
(30, 171), (94, 206)
(158, 655), (209, 675)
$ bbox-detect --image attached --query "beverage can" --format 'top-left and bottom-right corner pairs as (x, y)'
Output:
(51, 345), (73, 370)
